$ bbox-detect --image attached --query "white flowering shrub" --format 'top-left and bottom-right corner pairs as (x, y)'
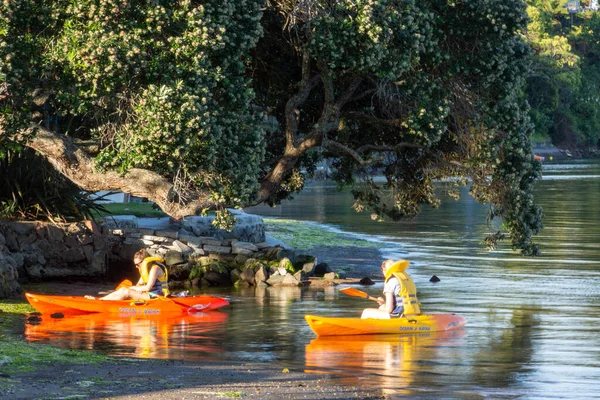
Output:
(0, 0), (265, 209)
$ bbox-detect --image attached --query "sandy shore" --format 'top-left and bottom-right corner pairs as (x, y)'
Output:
(6, 359), (384, 399)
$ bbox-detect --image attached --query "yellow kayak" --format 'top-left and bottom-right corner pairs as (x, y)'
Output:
(304, 313), (467, 336)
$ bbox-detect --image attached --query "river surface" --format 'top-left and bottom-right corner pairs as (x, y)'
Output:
(22, 160), (600, 399)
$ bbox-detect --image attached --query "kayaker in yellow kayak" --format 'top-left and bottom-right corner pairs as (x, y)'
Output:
(360, 259), (421, 319)
(85, 249), (169, 300)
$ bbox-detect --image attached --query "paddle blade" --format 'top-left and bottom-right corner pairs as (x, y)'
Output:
(339, 287), (369, 299)
(115, 279), (133, 290)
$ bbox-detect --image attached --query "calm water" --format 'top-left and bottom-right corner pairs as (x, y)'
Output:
(22, 160), (600, 399)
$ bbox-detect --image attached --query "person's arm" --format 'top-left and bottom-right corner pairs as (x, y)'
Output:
(131, 265), (161, 292)
(379, 292), (395, 313)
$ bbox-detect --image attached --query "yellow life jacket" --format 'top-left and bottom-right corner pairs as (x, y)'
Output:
(139, 257), (169, 296)
(384, 260), (421, 316)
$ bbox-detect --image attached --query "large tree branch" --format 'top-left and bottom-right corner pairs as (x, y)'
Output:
(284, 50), (320, 149)
(24, 127), (212, 219)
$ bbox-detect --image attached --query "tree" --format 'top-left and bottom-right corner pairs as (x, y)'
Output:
(0, 0), (543, 254)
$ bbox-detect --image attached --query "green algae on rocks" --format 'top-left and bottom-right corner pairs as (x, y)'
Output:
(263, 218), (384, 251)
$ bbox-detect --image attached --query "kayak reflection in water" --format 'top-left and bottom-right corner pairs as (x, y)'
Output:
(361, 260), (421, 320)
(85, 249), (169, 301)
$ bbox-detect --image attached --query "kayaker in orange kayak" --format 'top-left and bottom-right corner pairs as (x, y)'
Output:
(85, 249), (169, 300)
(360, 259), (421, 319)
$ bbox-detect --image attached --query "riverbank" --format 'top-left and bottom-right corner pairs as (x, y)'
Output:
(2, 227), (389, 399)
(4, 358), (385, 399)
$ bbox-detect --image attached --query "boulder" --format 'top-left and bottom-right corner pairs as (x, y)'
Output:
(240, 268), (256, 285)
(0, 253), (20, 298)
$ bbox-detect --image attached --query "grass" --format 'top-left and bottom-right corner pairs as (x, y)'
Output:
(0, 300), (110, 374)
(92, 202), (167, 218)
(263, 218), (385, 251)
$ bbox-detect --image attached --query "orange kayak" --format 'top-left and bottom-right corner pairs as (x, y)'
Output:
(304, 313), (467, 336)
(25, 292), (229, 316)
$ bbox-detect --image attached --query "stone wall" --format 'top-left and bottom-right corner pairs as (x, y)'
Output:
(0, 211), (329, 299)
(0, 220), (109, 297)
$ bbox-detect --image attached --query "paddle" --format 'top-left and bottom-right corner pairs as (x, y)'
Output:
(115, 279), (133, 290)
(112, 278), (209, 313)
(115, 279), (207, 313)
(339, 287), (381, 303)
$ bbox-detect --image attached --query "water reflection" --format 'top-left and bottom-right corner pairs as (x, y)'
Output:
(471, 310), (540, 388)
(305, 330), (467, 395)
(25, 312), (228, 361)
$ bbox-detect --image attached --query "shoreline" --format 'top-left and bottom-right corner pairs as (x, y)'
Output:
(4, 243), (389, 400)
(6, 358), (385, 399)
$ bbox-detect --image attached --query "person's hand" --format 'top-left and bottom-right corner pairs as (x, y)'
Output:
(376, 297), (385, 306)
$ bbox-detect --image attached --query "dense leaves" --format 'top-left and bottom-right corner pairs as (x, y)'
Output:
(525, 1), (600, 148)
(0, 0), (544, 254)
(0, 150), (110, 221)
(257, 0), (542, 254)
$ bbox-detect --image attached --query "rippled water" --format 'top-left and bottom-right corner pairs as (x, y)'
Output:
(21, 160), (600, 398)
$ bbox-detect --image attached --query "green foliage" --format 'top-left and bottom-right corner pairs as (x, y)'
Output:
(0, 0), (266, 211)
(0, 149), (110, 222)
(525, 1), (600, 148)
(258, 0), (542, 254)
(0, 0), (550, 254)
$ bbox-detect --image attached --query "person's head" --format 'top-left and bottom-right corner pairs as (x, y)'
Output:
(133, 249), (148, 268)
(381, 260), (395, 274)
(382, 259), (410, 280)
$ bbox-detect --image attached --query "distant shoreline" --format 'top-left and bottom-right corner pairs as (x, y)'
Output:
(533, 144), (600, 160)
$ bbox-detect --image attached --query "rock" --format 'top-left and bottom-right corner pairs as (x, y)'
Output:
(172, 240), (193, 254)
(298, 255), (317, 276)
(360, 277), (375, 285)
(203, 271), (231, 286)
(282, 273), (302, 286)
(233, 254), (248, 266)
(266, 273), (285, 286)
(323, 272), (337, 280)
(240, 268), (256, 285)
(231, 240), (259, 253)
(294, 270), (308, 282)
(255, 266), (269, 283)
(314, 262), (332, 277)
(230, 268), (241, 283)
(430, 275), (440, 283)
(164, 251), (185, 266)
(203, 245), (231, 254)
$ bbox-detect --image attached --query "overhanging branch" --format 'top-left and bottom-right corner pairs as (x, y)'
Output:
(24, 127), (213, 219)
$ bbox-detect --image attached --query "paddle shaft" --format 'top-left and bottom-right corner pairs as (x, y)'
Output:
(339, 287), (382, 304)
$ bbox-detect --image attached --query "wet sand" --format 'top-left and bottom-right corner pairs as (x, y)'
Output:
(6, 359), (384, 399)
